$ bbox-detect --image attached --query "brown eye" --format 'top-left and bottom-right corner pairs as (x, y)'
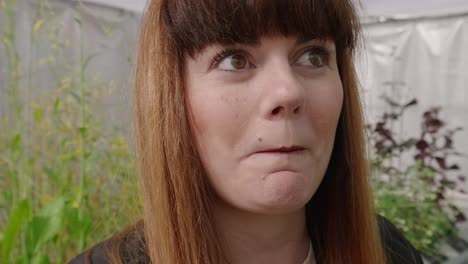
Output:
(308, 54), (324, 67)
(230, 54), (247, 69)
(295, 47), (330, 68)
(216, 53), (251, 71)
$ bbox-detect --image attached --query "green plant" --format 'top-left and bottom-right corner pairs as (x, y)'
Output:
(0, 1), (140, 262)
(368, 96), (466, 257)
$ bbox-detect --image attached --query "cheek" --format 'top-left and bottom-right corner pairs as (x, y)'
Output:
(187, 90), (248, 143)
(187, 91), (252, 202)
(306, 78), (343, 134)
(185, 80), (255, 180)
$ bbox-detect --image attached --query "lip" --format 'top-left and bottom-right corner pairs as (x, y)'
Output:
(254, 146), (306, 154)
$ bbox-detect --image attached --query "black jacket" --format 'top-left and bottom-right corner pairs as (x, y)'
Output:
(69, 216), (424, 264)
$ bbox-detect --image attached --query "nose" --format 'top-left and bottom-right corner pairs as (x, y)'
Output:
(259, 61), (305, 120)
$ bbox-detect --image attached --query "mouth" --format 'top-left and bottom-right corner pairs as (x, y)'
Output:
(255, 146), (306, 154)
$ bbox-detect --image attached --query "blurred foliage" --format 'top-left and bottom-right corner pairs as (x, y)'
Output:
(0, 1), (140, 263)
(369, 96), (467, 258)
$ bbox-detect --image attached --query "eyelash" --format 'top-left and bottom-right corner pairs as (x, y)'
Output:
(299, 46), (331, 66)
(210, 45), (333, 70)
(211, 48), (247, 69)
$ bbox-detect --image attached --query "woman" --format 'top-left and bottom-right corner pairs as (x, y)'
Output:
(70, 0), (423, 263)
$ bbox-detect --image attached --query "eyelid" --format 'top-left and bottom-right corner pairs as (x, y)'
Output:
(209, 44), (334, 70)
(293, 45), (334, 66)
(210, 48), (252, 70)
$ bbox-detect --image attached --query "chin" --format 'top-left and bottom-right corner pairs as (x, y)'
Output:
(254, 173), (316, 214)
(254, 200), (310, 215)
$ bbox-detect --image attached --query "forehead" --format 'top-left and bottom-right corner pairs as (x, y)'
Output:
(162, 0), (359, 57)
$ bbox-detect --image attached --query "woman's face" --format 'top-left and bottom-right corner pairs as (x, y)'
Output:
(185, 36), (343, 215)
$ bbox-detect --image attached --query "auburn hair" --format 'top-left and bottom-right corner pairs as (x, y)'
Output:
(105, 0), (387, 263)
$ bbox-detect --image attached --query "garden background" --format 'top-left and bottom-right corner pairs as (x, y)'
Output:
(1, 0), (468, 263)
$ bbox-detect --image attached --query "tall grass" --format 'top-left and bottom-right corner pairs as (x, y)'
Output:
(0, 1), (140, 262)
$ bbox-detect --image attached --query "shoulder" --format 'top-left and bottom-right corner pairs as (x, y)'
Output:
(67, 223), (149, 264)
(70, 216), (423, 263)
(68, 240), (112, 264)
(377, 215), (424, 264)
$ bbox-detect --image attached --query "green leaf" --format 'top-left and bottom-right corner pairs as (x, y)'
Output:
(1, 200), (32, 261)
(33, 108), (43, 122)
(43, 166), (59, 186)
(74, 17), (82, 25)
(10, 133), (21, 151)
(83, 54), (98, 71)
(38, 196), (65, 218)
(68, 187), (82, 208)
(70, 91), (81, 103)
(32, 254), (50, 264)
(25, 216), (49, 256)
(78, 126), (87, 137)
(32, 19), (45, 34)
(53, 98), (61, 110)
(15, 256), (27, 264)
(64, 207), (92, 244)
(24, 197), (65, 255)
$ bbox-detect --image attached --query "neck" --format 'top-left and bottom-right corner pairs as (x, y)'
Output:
(214, 200), (310, 264)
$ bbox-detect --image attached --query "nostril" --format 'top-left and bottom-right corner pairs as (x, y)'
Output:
(272, 106), (282, 115)
(293, 106), (300, 114)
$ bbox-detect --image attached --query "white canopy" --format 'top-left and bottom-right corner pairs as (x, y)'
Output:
(361, 0), (468, 17)
(75, 0), (468, 17)
(72, 0), (148, 14)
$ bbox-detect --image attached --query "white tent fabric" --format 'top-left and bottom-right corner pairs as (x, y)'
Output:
(361, 0), (468, 18)
(76, 0), (468, 17)
(72, 0), (148, 14)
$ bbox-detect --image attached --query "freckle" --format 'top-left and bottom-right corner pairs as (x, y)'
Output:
(258, 137), (262, 142)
